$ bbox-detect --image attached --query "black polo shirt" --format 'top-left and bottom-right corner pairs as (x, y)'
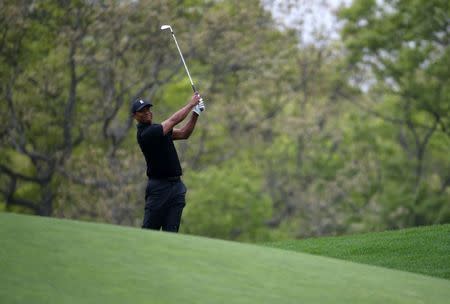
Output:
(136, 123), (182, 179)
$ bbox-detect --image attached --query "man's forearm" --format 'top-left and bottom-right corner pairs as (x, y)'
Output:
(169, 102), (195, 125)
(162, 101), (196, 135)
(179, 113), (198, 138)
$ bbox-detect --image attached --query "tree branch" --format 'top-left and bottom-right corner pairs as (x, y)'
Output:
(0, 163), (47, 183)
(0, 177), (39, 212)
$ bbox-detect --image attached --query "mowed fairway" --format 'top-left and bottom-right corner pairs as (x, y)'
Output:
(1, 213), (449, 304)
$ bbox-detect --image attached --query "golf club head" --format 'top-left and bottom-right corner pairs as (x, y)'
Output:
(160, 25), (173, 32)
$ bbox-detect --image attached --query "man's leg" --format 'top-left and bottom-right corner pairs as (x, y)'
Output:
(162, 181), (186, 232)
(142, 203), (164, 230)
(142, 180), (170, 230)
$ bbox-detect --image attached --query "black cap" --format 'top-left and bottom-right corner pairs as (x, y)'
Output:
(131, 99), (152, 113)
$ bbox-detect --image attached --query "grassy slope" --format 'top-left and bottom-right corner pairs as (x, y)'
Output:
(265, 224), (450, 280)
(1, 213), (449, 304)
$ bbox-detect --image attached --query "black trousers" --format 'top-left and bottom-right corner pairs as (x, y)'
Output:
(142, 178), (187, 232)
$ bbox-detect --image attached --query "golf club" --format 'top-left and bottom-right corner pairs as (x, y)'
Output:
(161, 24), (205, 111)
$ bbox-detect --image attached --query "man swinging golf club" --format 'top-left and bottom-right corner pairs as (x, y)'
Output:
(132, 94), (205, 232)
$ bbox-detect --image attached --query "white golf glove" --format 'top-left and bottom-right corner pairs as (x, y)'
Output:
(193, 100), (205, 115)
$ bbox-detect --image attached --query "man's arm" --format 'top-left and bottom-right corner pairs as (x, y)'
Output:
(161, 93), (200, 135)
(172, 113), (199, 140)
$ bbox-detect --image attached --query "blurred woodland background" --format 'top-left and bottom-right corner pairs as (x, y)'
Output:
(1, 0), (449, 241)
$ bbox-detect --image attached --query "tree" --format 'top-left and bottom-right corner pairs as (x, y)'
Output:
(338, 0), (450, 227)
(0, 0), (187, 217)
(0, 0), (95, 215)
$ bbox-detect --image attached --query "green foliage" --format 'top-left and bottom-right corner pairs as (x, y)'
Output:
(339, 0), (449, 132)
(337, 0), (450, 230)
(183, 156), (273, 241)
(1, 0), (448, 241)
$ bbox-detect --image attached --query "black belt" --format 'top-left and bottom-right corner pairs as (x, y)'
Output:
(150, 176), (181, 182)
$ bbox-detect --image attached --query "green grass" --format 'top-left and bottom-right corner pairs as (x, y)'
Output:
(1, 212), (449, 304)
(265, 224), (450, 280)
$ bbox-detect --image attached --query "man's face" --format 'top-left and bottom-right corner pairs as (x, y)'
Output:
(133, 106), (152, 124)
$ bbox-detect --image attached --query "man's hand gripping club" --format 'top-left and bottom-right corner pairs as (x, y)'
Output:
(161, 92), (205, 136)
(193, 93), (206, 116)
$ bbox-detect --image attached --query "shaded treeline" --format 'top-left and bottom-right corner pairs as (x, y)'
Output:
(1, 0), (448, 241)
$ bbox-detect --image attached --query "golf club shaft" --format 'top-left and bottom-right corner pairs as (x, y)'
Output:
(168, 29), (205, 110)
(170, 33), (195, 91)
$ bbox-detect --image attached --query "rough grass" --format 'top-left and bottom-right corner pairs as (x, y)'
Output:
(265, 224), (450, 280)
(1, 212), (449, 304)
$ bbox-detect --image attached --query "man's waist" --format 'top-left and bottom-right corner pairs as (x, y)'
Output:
(149, 176), (181, 182)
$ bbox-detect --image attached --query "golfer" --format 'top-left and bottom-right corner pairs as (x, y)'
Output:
(132, 93), (204, 232)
